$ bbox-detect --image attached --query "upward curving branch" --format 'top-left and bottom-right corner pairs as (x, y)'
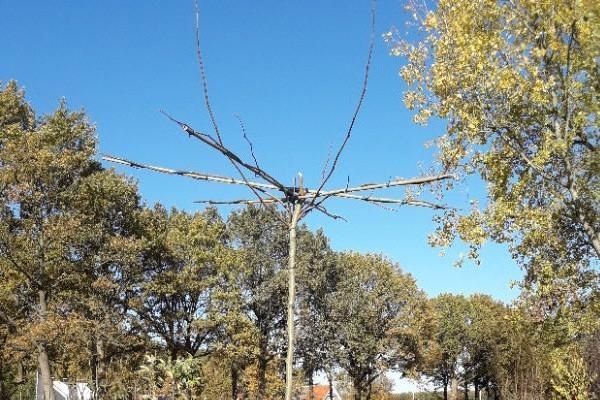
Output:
(309, 0), (376, 209)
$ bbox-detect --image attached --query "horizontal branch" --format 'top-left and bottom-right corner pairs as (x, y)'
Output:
(102, 155), (276, 191)
(194, 198), (275, 205)
(329, 192), (449, 209)
(194, 192), (448, 210)
(306, 174), (454, 198)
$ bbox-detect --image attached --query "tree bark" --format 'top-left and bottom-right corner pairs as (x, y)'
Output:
(443, 382), (448, 400)
(231, 365), (239, 400)
(328, 372), (334, 400)
(450, 377), (458, 400)
(474, 383), (479, 400)
(353, 376), (364, 400)
(37, 290), (55, 400)
(284, 202), (302, 400)
(308, 372), (314, 400)
(93, 335), (105, 399)
(257, 353), (268, 400)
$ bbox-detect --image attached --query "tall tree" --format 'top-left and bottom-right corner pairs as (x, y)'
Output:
(0, 81), (142, 399)
(332, 252), (428, 400)
(463, 294), (506, 399)
(426, 294), (470, 400)
(226, 206), (291, 399)
(130, 205), (229, 362)
(387, 0), (599, 294)
(296, 229), (340, 398)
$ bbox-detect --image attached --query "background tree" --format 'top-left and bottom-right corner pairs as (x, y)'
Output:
(332, 252), (428, 400)
(463, 295), (506, 399)
(426, 294), (469, 400)
(226, 205), (291, 399)
(0, 82), (104, 399)
(387, 2), (599, 396)
(296, 229), (340, 399)
(0, 81), (145, 399)
(130, 205), (228, 362)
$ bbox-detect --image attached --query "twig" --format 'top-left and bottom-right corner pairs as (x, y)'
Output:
(310, 0), (376, 207)
(195, 0), (222, 144)
(309, 204), (348, 221)
(235, 114), (261, 173)
(160, 111), (288, 193)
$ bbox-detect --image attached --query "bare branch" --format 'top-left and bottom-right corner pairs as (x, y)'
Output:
(102, 155), (276, 191)
(235, 114), (261, 173)
(310, 0), (376, 205)
(308, 174), (454, 198)
(160, 111), (288, 193)
(194, 198), (275, 205)
(192, 2), (290, 216)
(333, 192), (449, 209)
(310, 204), (348, 222)
(195, 0), (222, 144)
(321, 143), (333, 182)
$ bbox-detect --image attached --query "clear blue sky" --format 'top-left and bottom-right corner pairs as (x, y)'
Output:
(1, 1), (522, 302)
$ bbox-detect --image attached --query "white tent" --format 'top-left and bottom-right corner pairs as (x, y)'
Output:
(35, 371), (93, 400)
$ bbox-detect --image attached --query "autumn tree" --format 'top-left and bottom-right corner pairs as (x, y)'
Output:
(0, 81), (143, 399)
(226, 205), (291, 399)
(388, 0), (599, 309)
(425, 294), (470, 400)
(129, 205), (229, 363)
(462, 295), (506, 399)
(296, 229), (340, 398)
(332, 253), (428, 400)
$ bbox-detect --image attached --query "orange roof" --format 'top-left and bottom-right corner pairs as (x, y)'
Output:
(300, 385), (331, 400)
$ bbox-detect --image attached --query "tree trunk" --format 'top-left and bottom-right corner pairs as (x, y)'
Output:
(450, 377), (458, 400)
(353, 377), (364, 400)
(37, 290), (55, 400)
(231, 365), (239, 400)
(94, 335), (105, 399)
(308, 372), (314, 400)
(474, 383), (479, 400)
(257, 353), (268, 400)
(284, 202), (302, 400)
(464, 380), (469, 400)
(443, 382), (448, 400)
(328, 373), (334, 400)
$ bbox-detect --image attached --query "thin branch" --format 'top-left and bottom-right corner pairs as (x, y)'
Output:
(310, 0), (376, 206)
(102, 155), (276, 191)
(195, 0), (222, 144)
(310, 204), (348, 221)
(333, 192), (448, 209)
(160, 111), (288, 193)
(235, 114), (261, 173)
(321, 143), (333, 182)
(192, 2), (289, 218)
(194, 198), (272, 205)
(308, 174), (454, 198)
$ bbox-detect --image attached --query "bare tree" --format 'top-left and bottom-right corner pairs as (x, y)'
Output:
(103, 2), (453, 399)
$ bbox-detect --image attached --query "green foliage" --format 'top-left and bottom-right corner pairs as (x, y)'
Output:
(388, 2), (600, 396)
(387, 0), (600, 306)
(332, 252), (428, 399)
